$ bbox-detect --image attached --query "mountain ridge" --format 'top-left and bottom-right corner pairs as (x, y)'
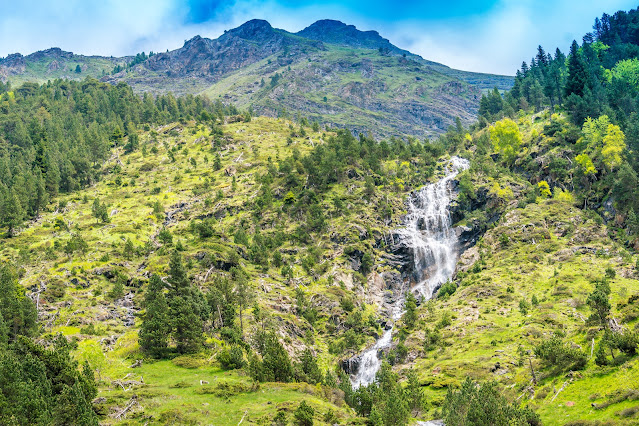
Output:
(0, 19), (513, 139)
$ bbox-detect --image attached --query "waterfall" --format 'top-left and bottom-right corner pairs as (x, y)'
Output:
(350, 156), (469, 388)
(397, 156), (470, 300)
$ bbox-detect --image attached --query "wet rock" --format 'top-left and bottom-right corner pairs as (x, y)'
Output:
(341, 356), (361, 375)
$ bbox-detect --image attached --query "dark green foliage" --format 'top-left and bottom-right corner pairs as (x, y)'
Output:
(158, 228), (173, 245)
(140, 252), (206, 356)
(349, 362), (410, 425)
(273, 410), (287, 426)
(0, 189), (25, 237)
(91, 198), (109, 223)
(249, 332), (293, 383)
(167, 251), (205, 354)
(297, 348), (323, 384)
(438, 281), (457, 299)
(0, 79), (227, 235)
(293, 400), (315, 426)
(404, 369), (424, 414)
(0, 262), (98, 424)
(360, 252), (373, 275)
(534, 335), (587, 371)
(207, 275), (237, 330)
(0, 264), (37, 341)
(124, 132), (139, 153)
(122, 238), (135, 260)
(64, 233), (89, 257)
(442, 377), (540, 426)
(403, 292), (418, 329)
(217, 345), (245, 370)
(479, 7), (639, 239)
(108, 279), (125, 300)
(564, 40), (590, 98)
(139, 274), (170, 357)
(423, 327), (442, 352)
(595, 341), (609, 366)
(587, 278), (611, 327)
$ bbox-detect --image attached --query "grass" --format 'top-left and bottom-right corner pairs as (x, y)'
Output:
(403, 199), (639, 424)
(3, 111), (637, 424)
(1, 116), (415, 424)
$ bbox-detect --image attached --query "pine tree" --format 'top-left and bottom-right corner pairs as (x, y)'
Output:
(403, 292), (418, 329)
(172, 295), (204, 354)
(166, 251), (205, 353)
(1, 189), (25, 237)
(122, 238), (135, 260)
(300, 348), (323, 384)
(139, 274), (170, 357)
(535, 45), (548, 67)
(167, 249), (190, 297)
(565, 40), (590, 98)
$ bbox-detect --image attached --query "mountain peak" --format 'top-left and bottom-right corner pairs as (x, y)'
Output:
(297, 20), (403, 54)
(226, 19), (274, 40)
(27, 47), (74, 60)
(306, 19), (349, 30)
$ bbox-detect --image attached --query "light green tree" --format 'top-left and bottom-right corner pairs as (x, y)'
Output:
(575, 153), (597, 177)
(601, 124), (626, 172)
(489, 118), (522, 164)
(538, 181), (551, 198)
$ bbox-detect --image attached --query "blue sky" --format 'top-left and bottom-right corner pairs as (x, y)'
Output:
(1, 0), (637, 75)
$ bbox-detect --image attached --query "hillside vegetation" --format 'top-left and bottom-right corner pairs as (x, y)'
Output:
(0, 6), (638, 426)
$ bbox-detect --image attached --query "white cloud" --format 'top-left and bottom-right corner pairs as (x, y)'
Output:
(383, 0), (638, 74)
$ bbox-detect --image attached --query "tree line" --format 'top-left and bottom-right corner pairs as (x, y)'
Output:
(477, 6), (639, 243)
(0, 78), (238, 237)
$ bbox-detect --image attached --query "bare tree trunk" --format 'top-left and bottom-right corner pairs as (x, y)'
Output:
(529, 357), (537, 385)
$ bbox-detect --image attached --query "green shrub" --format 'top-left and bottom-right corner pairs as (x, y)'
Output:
(443, 377), (540, 425)
(438, 281), (457, 298)
(294, 401), (315, 426)
(534, 335), (587, 371)
(217, 345), (245, 370)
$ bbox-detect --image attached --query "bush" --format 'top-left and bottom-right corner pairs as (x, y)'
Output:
(443, 377), (540, 425)
(534, 335), (587, 371)
(294, 401), (315, 426)
(438, 281), (457, 298)
(217, 345), (245, 370)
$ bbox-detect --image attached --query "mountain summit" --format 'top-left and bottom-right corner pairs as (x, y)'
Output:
(297, 19), (408, 55)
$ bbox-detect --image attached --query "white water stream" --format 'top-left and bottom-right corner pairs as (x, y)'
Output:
(351, 157), (470, 389)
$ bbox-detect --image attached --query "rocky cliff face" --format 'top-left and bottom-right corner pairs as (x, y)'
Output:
(139, 20), (323, 81)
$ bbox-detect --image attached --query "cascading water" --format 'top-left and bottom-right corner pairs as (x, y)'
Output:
(398, 156), (470, 300)
(350, 156), (470, 388)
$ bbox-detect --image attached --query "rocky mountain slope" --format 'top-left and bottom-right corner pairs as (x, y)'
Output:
(0, 47), (127, 85)
(2, 19), (513, 139)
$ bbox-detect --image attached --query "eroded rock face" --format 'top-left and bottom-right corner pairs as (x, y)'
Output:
(0, 53), (26, 75)
(129, 20), (323, 82)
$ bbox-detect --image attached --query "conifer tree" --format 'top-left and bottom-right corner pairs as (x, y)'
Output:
(166, 251), (205, 353)
(1, 188), (25, 237)
(565, 40), (590, 98)
(139, 274), (170, 357)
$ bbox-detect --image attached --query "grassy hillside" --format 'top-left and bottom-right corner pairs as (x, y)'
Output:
(198, 45), (480, 139)
(405, 199), (639, 423)
(3, 106), (637, 425)
(2, 115), (433, 424)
